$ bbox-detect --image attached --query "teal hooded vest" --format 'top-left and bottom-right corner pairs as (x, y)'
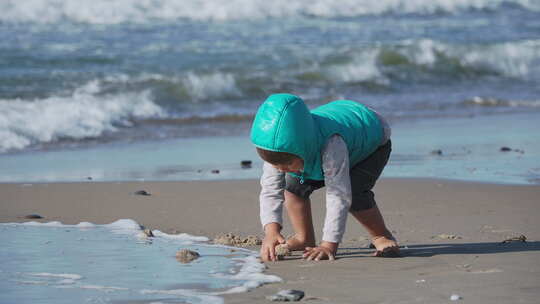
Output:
(250, 93), (384, 182)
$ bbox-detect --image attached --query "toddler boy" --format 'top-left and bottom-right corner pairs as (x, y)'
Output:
(250, 93), (399, 261)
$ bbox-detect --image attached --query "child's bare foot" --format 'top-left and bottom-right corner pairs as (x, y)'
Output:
(371, 235), (400, 257)
(286, 235), (316, 251)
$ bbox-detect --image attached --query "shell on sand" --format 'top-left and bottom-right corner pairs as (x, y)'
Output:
(176, 249), (200, 263)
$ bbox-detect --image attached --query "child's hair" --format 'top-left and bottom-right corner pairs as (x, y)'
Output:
(256, 148), (299, 165)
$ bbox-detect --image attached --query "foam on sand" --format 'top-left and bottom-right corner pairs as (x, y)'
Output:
(1, 219), (281, 304)
(217, 256), (282, 294)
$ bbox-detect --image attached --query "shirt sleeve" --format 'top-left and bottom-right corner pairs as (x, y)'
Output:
(259, 161), (286, 230)
(321, 134), (352, 243)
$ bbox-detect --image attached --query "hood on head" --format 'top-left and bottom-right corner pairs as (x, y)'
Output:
(250, 94), (320, 166)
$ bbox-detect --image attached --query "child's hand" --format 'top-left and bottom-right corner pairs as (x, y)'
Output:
(302, 241), (337, 261)
(260, 224), (286, 262)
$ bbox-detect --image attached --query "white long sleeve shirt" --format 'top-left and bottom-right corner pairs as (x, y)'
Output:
(259, 112), (391, 243)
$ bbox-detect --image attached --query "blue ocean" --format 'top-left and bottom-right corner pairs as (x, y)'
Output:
(1, 0), (539, 184)
(1, 1), (540, 303)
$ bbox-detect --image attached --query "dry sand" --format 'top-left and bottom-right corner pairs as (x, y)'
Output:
(1, 178), (539, 303)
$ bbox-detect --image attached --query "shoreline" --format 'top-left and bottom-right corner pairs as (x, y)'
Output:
(2, 177), (540, 303)
(2, 112), (539, 186)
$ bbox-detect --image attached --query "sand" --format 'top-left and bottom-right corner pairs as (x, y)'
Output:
(1, 178), (539, 303)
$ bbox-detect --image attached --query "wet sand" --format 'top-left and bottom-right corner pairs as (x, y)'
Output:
(2, 178), (539, 303)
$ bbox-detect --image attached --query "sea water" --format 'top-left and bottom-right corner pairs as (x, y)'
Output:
(0, 220), (280, 304)
(1, 0), (539, 186)
(1, 0), (539, 152)
(1, 111), (538, 184)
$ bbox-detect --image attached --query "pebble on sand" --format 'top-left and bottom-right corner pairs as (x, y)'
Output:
(241, 160), (252, 169)
(134, 190), (151, 196)
(267, 289), (305, 302)
(176, 249), (200, 263)
(143, 229), (154, 237)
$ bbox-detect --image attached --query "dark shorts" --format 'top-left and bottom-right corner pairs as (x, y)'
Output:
(284, 140), (392, 212)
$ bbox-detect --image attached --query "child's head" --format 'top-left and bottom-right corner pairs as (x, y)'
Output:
(256, 148), (304, 173)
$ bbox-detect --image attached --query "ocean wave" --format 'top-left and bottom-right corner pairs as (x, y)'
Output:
(321, 39), (540, 83)
(0, 0), (538, 24)
(0, 80), (165, 153)
(462, 96), (540, 107)
(103, 72), (242, 102)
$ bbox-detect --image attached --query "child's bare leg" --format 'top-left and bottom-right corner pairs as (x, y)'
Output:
(284, 190), (316, 250)
(350, 205), (399, 256)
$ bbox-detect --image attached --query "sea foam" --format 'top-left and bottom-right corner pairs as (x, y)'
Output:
(0, 80), (165, 152)
(0, 0), (538, 24)
(2, 219), (280, 304)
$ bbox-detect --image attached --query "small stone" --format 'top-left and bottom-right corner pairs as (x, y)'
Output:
(267, 289), (305, 302)
(431, 149), (443, 155)
(134, 190), (151, 196)
(24, 214), (43, 219)
(500, 146), (512, 152)
(143, 229), (154, 237)
(450, 294), (462, 301)
(500, 234), (527, 244)
(211, 169), (220, 174)
(274, 244), (291, 260)
(241, 160), (252, 169)
(176, 249), (200, 263)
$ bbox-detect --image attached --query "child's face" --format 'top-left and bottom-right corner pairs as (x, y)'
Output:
(272, 157), (304, 173)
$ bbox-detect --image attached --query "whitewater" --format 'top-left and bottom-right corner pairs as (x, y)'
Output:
(1, 0), (539, 23)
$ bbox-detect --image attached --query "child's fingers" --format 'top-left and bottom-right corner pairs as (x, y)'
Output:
(305, 250), (319, 261)
(261, 244), (275, 262)
(268, 245), (276, 262)
(328, 253), (336, 261)
(260, 247), (270, 262)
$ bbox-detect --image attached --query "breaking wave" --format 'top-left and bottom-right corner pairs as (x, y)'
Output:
(0, 81), (166, 152)
(315, 39), (540, 84)
(102, 72), (242, 102)
(1, 0), (538, 24)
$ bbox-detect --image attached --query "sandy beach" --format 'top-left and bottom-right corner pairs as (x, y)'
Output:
(2, 178), (539, 303)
